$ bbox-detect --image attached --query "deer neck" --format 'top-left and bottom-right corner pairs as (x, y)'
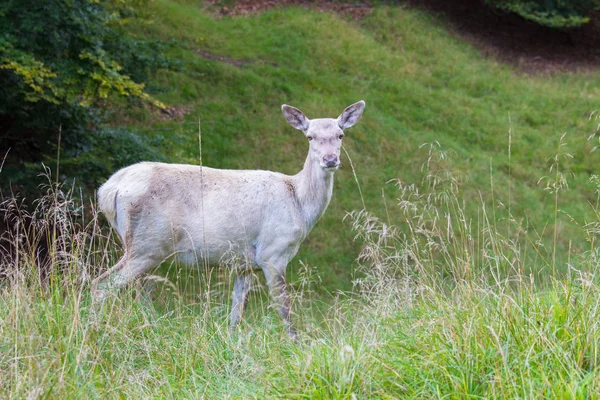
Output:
(293, 155), (335, 230)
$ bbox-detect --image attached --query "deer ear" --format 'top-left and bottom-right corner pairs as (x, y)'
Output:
(337, 100), (365, 130)
(282, 105), (310, 131)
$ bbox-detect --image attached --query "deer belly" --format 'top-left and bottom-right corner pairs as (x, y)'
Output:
(169, 223), (256, 267)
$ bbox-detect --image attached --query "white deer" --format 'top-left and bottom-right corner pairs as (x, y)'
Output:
(93, 100), (366, 337)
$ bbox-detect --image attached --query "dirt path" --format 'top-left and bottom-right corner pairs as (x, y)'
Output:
(206, 0), (372, 19)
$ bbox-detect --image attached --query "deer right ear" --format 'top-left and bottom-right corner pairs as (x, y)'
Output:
(282, 105), (310, 131)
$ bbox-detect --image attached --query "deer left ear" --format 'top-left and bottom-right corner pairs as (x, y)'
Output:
(337, 100), (365, 130)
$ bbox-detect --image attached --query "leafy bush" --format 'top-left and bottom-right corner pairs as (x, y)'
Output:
(0, 0), (170, 198)
(484, 0), (600, 28)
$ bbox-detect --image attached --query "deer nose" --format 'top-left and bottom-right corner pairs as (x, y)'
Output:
(323, 154), (339, 168)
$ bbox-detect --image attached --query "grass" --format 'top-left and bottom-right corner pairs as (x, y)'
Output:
(2, 150), (600, 397)
(3, 1), (600, 397)
(106, 0), (600, 291)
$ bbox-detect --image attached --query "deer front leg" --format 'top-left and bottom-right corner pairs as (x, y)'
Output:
(262, 264), (296, 340)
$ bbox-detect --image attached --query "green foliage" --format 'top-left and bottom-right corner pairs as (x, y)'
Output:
(0, 43), (62, 104)
(0, 0), (165, 106)
(483, 0), (600, 28)
(0, 0), (170, 198)
(79, 51), (165, 108)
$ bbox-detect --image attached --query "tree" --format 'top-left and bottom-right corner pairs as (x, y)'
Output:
(0, 0), (167, 195)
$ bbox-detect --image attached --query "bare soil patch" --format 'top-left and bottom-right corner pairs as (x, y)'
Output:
(195, 49), (252, 67)
(206, 0), (372, 20)
(194, 49), (279, 68)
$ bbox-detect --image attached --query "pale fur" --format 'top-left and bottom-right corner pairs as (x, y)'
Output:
(93, 100), (366, 337)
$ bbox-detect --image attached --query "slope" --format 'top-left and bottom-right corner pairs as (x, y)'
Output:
(118, 0), (600, 291)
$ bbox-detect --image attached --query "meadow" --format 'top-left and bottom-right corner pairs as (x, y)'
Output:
(2, 1), (600, 398)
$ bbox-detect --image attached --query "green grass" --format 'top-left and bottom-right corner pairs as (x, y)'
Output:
(2, 163), (600, 398)
(111, 1), (600, 291)
(3, 2), (600, 397)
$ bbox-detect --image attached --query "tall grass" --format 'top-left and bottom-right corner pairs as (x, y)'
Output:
(2, 146), (600, 398)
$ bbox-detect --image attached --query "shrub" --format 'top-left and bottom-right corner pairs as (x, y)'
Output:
(484, 0), (600, 28)
(0, 0), (169, 198)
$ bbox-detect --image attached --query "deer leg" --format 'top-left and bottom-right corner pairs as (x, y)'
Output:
(230, 273), (253, 330)
(92, 255), (127, 300)
(92, 254), (158, 300)
(262, 265), (296, 340)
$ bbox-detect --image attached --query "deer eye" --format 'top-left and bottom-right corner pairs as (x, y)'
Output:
(307, 136), (313, 141)
(339, 134), (344, 139)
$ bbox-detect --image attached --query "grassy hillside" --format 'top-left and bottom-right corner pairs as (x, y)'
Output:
(114, 0), (600, 290)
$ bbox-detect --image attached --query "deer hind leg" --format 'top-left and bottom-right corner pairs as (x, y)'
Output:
(92, 255), (126, 300)
(230, 273), (253, 330)
(92, 253), (159, 300)
(230, 245), (259, 330)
